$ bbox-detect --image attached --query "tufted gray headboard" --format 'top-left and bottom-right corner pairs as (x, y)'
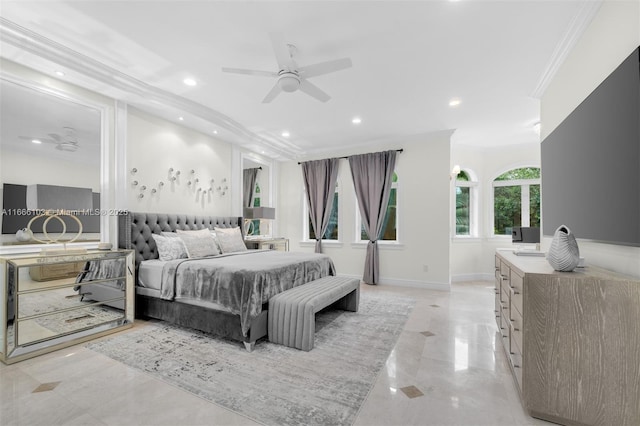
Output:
(118, 211), (243, 271)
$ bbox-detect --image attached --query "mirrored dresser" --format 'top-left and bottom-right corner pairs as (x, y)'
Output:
(1, 249), (134, 364)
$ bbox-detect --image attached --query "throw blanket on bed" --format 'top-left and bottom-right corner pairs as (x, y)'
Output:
(159, 250), (335, 336)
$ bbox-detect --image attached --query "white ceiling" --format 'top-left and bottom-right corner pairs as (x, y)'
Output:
(0, 1), (600, 161)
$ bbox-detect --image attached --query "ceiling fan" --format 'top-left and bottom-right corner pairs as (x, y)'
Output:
(222, 33), (352, 103)
(19, 126), (79, 152)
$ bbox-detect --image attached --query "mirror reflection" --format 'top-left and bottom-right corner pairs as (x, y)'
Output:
(0, 78), (102, 246)
(242, 157), (272, 237)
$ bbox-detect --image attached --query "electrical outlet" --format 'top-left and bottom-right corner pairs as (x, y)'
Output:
(423, 264), (429, 272)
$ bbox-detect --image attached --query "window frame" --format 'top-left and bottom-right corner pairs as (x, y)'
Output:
(354, 175), (400, 245)
(302, 181), (341, 243)
(452, 169), (478, 238)
(491, 168), (541, 238)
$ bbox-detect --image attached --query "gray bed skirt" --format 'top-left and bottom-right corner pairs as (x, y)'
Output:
(135, 294), (268, 344)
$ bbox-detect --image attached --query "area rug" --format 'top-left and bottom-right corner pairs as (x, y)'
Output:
(86, 292), (414, 426)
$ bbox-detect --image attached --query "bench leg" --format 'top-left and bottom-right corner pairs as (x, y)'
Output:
(335, 288), (360, 312)
(244, 341), (255, 352)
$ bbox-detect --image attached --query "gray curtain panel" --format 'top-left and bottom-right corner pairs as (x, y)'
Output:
(301, 158), (339, 253)
(348, 150), (397, 284)
(243, 168), (259, 208)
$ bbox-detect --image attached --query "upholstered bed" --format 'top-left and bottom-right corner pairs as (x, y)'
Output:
(98, 211), (335, 350)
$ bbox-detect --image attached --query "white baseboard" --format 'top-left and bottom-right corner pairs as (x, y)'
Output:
(451, 273), (494, 283)
(337, 273), (450, 292)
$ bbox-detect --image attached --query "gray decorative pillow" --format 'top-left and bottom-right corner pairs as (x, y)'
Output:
(214, 227), (247, 253)
(176, 229), (220, 258)
(151, 234), (188, 261)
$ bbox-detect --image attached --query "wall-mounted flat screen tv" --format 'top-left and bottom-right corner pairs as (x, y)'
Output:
(541, 46), (640, 246)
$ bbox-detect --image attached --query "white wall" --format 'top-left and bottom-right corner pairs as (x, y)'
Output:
(125, 107), (232, 215)
(450, 143), (541, 281)
(278, 130), (452, 290)
(540, 0), (640, 278)
(1, 150), (99, 191)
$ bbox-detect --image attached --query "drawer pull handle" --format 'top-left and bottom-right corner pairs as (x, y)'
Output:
(513, 364), (521, 368)
(501, 275), (508, 281)
(65, 314), (93, 323)
(502, 306), (509, 310)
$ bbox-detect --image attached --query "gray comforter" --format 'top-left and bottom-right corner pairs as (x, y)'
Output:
(159, 250), (335, 336)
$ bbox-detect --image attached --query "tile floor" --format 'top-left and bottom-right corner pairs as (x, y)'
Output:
(1, 281), (550, 426)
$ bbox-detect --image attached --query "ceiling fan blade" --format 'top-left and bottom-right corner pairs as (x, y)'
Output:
(262, 83), (283, 103)
(299, 58), (353, 78)
(222, 67), (278, 78)
(47, 133), (62, 141)
(299, 80), (331, 102)
(269, 32), (294, 70)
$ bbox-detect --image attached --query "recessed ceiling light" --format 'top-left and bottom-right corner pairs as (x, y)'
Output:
(281, 131), (290, 138)
(178, 116), (184, 121)
(449, 98), (461, 107)
(183, 78), (197, 86)
(54, 70), (65, 77)
(213, 130), (218, 134)
(31, 139), (42, 144)
(352, 117), (362, 124)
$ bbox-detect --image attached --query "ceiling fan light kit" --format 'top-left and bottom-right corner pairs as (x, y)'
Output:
(278, 72), (300, 92)
(222, 32), (352, 103)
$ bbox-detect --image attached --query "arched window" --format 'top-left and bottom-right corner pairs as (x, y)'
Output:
(356, 172), (398, 242)
(492, 167), (541, 236)
(454, 170), (476, 236)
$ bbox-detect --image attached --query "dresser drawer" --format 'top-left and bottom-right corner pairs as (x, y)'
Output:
(16, 303), (126, 346)
(500, 311), (510, 341)
(509, 308), (523, 357)
(510, 270), (524, 316)
(510, 339), (523, 390)
(18, 284), (124, 318)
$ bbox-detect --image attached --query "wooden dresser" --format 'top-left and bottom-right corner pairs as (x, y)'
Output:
(494, 250), (640, 426)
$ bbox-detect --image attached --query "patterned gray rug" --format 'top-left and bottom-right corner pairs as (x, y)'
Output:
(86, 292), (414, 426)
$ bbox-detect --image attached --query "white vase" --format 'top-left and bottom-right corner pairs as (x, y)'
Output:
(15, 228), (33, 242)
(547, 225), (580, 272)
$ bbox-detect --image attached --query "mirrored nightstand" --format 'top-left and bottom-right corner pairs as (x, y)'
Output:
(244, 237), (289, 251)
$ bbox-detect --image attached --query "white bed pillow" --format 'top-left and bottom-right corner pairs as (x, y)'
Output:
(214, 227), (247, 253)
(176, 228), (221, 258)
(151, 234), (188, 261)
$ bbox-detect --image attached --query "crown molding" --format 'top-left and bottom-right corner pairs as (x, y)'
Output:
(530, 0), (602, 99)
(0, 17), (297, 160)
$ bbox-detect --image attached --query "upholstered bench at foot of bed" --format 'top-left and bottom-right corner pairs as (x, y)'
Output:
(268, 276), (360, 351)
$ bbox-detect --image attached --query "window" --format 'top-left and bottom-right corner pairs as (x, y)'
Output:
(493, 167), (541, 236)
(357, 172), (398, 242)
(248, 182), (261, 236)
(454, 171), (472, 236)
(306, 182), (339, 240)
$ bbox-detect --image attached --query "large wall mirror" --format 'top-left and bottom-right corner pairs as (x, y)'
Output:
(241, 154), (273, 237)
(0, 76), (106, 251)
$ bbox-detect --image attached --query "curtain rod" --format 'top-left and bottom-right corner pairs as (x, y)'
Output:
(297, 148), (403, 165)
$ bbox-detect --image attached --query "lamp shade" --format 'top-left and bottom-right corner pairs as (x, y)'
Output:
(244, 207), (275, 220)
(26, 184), (93, 211)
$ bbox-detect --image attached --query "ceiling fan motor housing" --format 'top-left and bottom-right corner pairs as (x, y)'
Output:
(277, 72), (300, 92)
